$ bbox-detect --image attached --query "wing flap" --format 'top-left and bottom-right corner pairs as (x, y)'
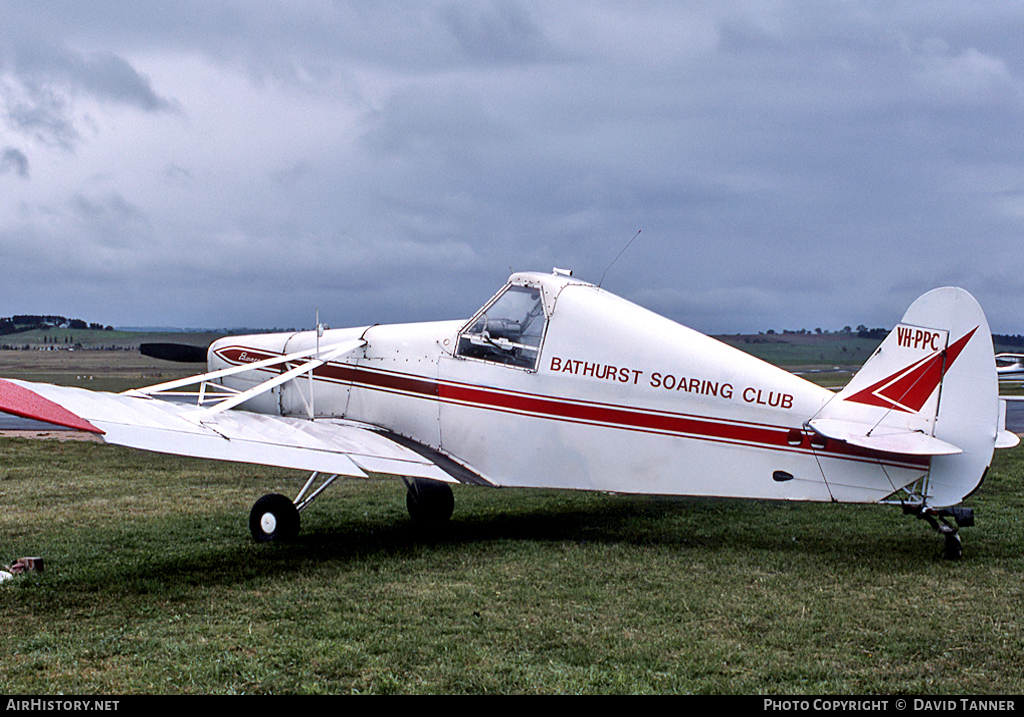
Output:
(1, 379), (456, 482)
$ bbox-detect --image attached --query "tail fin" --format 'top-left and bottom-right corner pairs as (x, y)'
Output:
(810, 287), (1016, 506)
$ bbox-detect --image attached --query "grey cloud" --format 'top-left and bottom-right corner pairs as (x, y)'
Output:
(163, 164), (193, 183)
(438, 0), (552, 63)
(0, 147), (29, 178)
(2, 2), (1024, 335)
(13, 44), (177, 112)
(361, 83), (509, 158)
(1, 43), (176, 150)
(1, 83), (80, 150)
(69, 193), (153, 249)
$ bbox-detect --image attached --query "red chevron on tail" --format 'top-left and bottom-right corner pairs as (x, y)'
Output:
(845, 327), (978, 414)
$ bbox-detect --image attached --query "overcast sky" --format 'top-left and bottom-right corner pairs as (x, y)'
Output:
(3, 1), (1024, 335)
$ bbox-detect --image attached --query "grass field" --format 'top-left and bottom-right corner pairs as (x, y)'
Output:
(2, 335), (1024, 694)
(2, 439), (1023, 694)
(0, 328), (221, 393)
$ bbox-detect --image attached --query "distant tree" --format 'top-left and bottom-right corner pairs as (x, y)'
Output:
(857, 327), (888, 340)
(994, 334), (1024, 348)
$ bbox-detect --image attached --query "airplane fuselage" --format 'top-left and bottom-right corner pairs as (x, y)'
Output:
(208, 273), (929, 504)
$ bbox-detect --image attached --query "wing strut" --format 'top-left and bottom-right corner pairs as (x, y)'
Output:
(294, 471), (342, 512)
(125, 339), (366, 420)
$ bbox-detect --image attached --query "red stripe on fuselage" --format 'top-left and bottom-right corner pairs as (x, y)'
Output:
(213, 346), (927, 469)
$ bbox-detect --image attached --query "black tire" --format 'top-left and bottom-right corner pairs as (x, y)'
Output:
(943, 532), (963, 560)
(249, 493), (300, 542)
(406, 479), (454, 526)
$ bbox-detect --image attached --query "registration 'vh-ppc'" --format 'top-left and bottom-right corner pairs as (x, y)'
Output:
(1, 270), (1017, 558)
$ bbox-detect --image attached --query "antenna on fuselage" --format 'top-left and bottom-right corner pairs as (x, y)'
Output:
(599, 229), (641, 288)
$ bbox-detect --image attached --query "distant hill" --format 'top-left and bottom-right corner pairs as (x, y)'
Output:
(716, 330), (1024, 368)
(1, 314), (113, 335)
(1, 325), (226, 351)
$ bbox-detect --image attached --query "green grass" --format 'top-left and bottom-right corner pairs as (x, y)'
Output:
(2, 438), (1023, 694)
(0, 328), (224, 393)
(0, 348), (201, 393)
(3, 332), (1024, 694)
(718, 334), (882, 368)
(2, 327), (223, 350)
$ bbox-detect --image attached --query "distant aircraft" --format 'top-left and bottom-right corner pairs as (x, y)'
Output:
(0, 270), (1017, 559)
(996, 353), (1024, 381)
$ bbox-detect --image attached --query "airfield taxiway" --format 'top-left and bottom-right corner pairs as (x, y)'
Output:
(1002, 396), (1024, 434)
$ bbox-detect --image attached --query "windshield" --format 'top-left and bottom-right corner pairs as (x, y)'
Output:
(456, 285), (547, 370)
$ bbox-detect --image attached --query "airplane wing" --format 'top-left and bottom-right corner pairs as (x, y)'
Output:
(1, 377), (457, 482)
(0, 340), (461, 484)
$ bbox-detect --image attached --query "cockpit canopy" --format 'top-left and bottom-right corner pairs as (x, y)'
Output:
(457, 285), (546, 369)
(455, 269), (583, 371)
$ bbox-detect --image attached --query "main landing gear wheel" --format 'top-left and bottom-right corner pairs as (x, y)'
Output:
(406, 478), (454, 526)
(249, 493), (300, 542)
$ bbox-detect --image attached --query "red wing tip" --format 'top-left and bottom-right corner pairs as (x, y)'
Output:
(0, 379), (105, 434)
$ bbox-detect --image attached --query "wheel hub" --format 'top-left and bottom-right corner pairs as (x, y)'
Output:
(260, 512), (277, 534)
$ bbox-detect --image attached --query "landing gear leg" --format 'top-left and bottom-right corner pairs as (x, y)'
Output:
(905, 504), (973, 560)
(404, 478), (454, 526)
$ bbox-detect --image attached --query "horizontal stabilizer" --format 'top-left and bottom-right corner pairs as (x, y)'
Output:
(996, 430), (1019, 449)
(997, 399), (1021, 449)
(808, 417), (961, 456)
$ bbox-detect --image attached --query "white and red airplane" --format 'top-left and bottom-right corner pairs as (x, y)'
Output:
(996, 353), (1024, 381)
(0, 270), (1017, 558)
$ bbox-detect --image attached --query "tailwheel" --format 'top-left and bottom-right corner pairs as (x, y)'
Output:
(904, 504), (973, 560)
(249, 493), (300, 542)
(943, 532), (963, 561)
(405, 478), (455, 526)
